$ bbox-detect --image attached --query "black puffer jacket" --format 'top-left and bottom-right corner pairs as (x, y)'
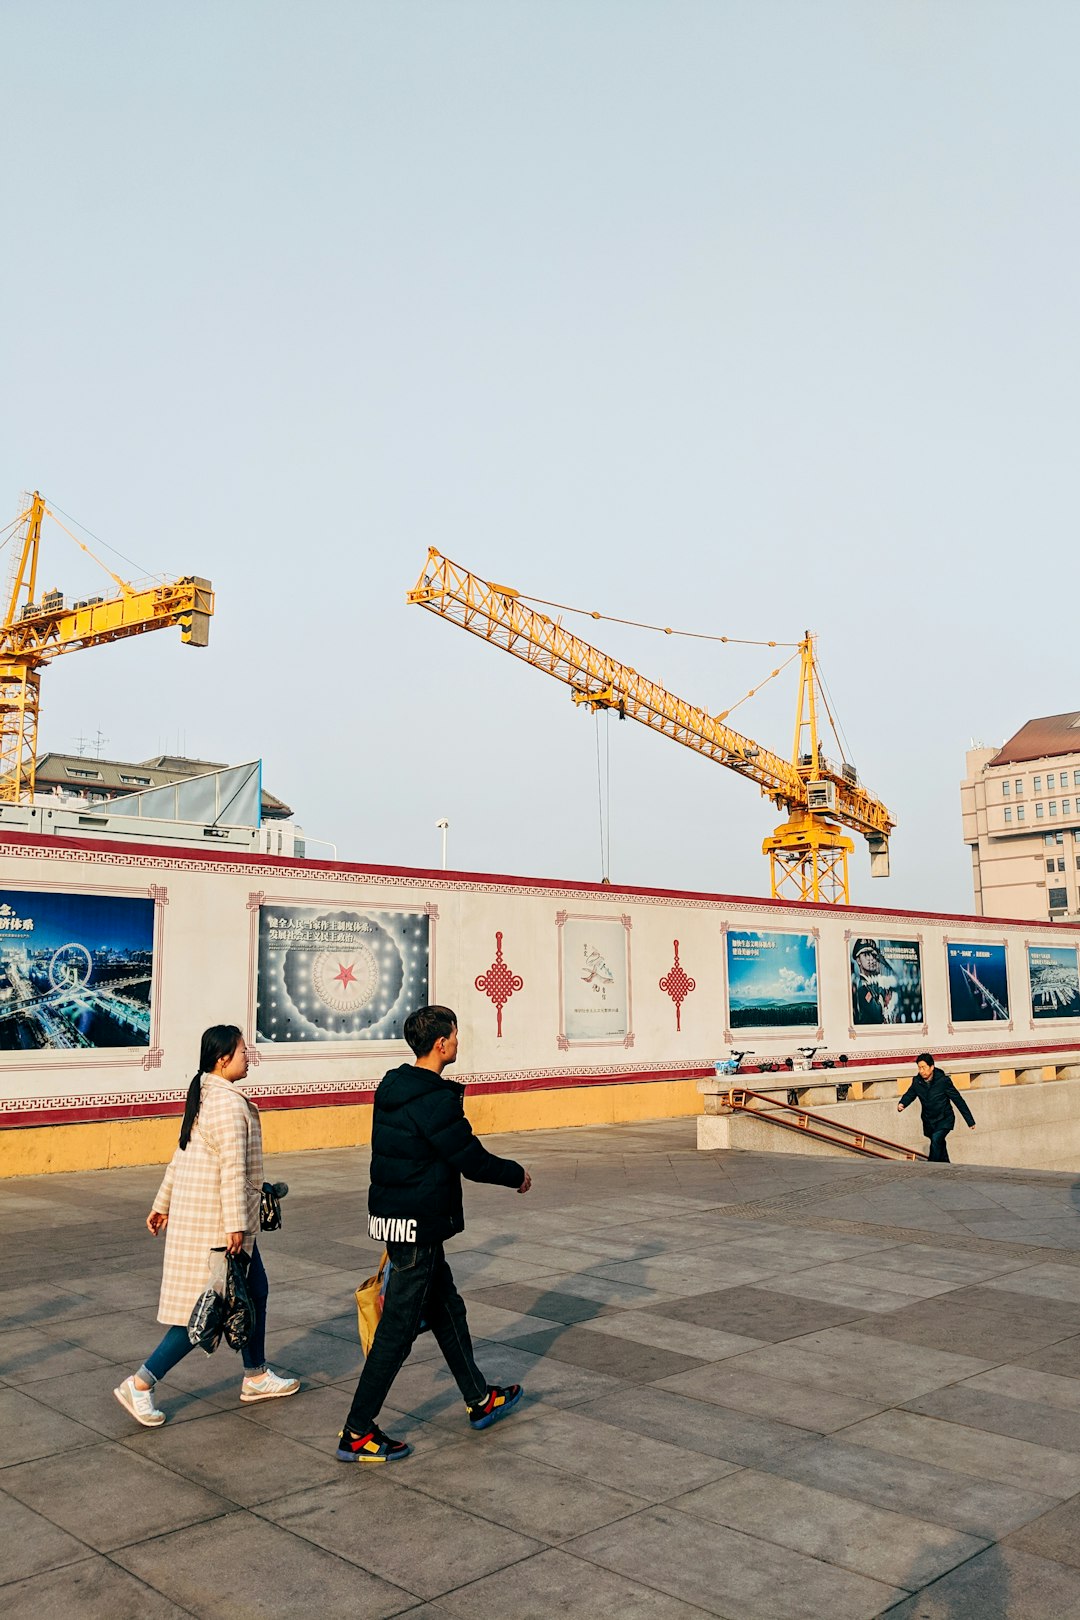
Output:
(899, 1067), (975, 1135)
(366, 1064), (525, 1245)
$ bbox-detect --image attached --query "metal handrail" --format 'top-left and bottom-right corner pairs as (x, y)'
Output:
(724, 1087), (928, 1162)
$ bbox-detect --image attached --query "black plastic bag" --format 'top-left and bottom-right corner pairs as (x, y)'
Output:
(260, 1180), (288, 1231)
(222, 1250), (255, 1351)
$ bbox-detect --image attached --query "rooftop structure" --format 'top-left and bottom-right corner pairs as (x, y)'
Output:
(963, 713), (1080, 919)
(33, 751), (292, 821)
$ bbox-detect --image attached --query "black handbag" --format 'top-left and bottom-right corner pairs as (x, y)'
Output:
(260, 1180), (288, 1231)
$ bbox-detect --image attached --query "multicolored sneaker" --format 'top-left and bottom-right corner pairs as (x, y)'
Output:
(240, 1368), (300, 1403)
(336, 1424), (413, 1463)
(113, 1375), (166, 1427)
(467, 1383), (523, 1430)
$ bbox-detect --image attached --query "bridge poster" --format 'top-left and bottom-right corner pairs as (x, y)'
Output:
(946, 941), (1010, 1024)
(726, 929), (819, 1029)
(0, 889), (154, 1050)
(256, 904), (430, 1042)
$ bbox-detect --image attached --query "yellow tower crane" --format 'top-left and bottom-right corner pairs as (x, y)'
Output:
(408, 548), (894, 904)
(0, 492), (214, 802)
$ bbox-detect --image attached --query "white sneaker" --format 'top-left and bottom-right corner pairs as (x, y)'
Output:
(113, 1375), (166, 1427)
(240, 1368), (300, 1403)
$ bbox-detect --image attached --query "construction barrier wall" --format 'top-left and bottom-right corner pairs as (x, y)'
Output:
(2, 829), (1080, 1175)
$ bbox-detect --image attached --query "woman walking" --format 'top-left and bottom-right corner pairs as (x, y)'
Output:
(114, 1024), (299, 1426)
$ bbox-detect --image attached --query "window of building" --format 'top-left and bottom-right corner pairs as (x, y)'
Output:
(1051, 802), (1059, 816)
(1049, 773), (1059, 790)
(119, 774), (151, 786)
(1048, 858), (1056, 873)
(1017, 805), (1026, 820)
(1050, 887), (1069, 910)
(1002, 780), (1011, 797)
(1074, 771), (1080, 788)
(1004, 807), (1013, 822)
(1037, 803), (1045, 818)
(1045, 833), (1057, 846)
(1059, 859), (1067, 872)
(1065, 799), (1073, 816)
(66, 767), (101, 780)
(1016, 779), (1025, 795)
(1035, 776), (1043, 792)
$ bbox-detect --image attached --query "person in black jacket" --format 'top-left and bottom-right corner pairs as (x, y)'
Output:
(337, 1004), (531, 1464)
(897, 1052), (976, 1162)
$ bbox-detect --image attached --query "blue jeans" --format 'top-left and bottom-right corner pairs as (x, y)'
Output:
(927, 1129), (951, 1163)
(345, 1241), (487, 1434)
(139, 1244), (269, 1383)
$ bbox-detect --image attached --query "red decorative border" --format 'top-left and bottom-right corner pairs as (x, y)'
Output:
(0, 827), (1068, 932)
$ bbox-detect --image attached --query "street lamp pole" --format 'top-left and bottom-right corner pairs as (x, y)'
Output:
(436, 818), (449, 871)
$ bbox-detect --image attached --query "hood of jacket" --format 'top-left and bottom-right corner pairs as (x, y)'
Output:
(375, 1062), (461, 1112)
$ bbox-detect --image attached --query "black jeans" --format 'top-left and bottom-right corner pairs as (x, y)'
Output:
(345, 1241), (487, 1434)
(927, 1129), (951, 1163)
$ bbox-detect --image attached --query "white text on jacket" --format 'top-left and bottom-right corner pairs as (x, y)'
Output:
(368, 1216), (418, 1243)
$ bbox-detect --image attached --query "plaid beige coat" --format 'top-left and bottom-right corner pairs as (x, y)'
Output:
(152, 1075), (264, 1326)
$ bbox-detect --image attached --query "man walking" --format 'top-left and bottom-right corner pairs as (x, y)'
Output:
(337, 1004), (531, 1463)
(897, 1052), (975, 1162)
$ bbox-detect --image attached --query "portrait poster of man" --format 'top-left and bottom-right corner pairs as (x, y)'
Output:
(1028, 944), (1080, 1020)
(256, 905), (429, 1043)
(726, 930), (818, 1030)
(0, 888), (154, 1051)
(946, 941), (1010, 1024)
(849, 936), (923, 1027)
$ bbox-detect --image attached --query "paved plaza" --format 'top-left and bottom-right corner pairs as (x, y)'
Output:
(7, 1123), (1080, 1616)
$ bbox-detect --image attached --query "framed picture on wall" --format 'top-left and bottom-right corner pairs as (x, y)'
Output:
(945, 939), (1011, 1030)
(846, 932), (926, 1033)
(556, 912), (633, 1049)
(1028, 942), (1080, 1021)
(723, 927), (821, 1037)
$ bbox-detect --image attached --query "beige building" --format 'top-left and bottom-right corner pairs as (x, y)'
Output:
(963, 713), (1080, 920)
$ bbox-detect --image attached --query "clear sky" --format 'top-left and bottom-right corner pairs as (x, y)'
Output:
(4, 2), (1077, 911)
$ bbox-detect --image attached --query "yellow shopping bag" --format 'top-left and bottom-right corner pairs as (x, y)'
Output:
(355, 1250), (388, 1355)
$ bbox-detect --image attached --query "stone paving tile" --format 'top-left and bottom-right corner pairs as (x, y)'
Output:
(255, 1473), (541, 1599)
(878, 1543), (1080, 1619)
(639, 1283), (869, 1340)
(654, 1363), (889, 1432)
(1007, 1494), (1080, 1570)
(567, 1501), (905, 1619)
(483, 1401), (740, 1500)
(461, 1281), (615, 1324)
(760, 1434), (1057, 1538)
(1016, 1334), (1080, 1380)
(671, 1466), (986, 1589)
(902, 1383), (1080, 1454)
(0, 1385), (102, 1466)
(503, 1321), (706, 1383)
(120, 1406), (344, 1504)
(580, 1384), (824, 1466)
(0, 1324), (113, 1385)
(361, 1339), (623, 1423)
(753, 1269), (931, 1313)
(261, 1324), (368, 1384)
(0, 1556), (192, 1619)
(0, 1490), (94, 1587)
(434, 1546), (715, 1619)
(979, 1261), (1080, 1304)
(111, 1509), (414, 1618)
(714, 1328), (993, 1404)
(402, 1443), (648, 1543)
(577, 1309), (765, 1362)
(849, 1298), (1079, 1361)
(963, 1362), (1080, 1413)
(840, 1408), (1080, 1497)
(0, 1281), (102, 1330)
(0, 1440), (231, 1551)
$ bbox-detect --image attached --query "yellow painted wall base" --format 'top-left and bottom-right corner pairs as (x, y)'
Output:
(0, 1079), (704, 1178)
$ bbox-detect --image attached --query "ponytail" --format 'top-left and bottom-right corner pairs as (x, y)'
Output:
(178, 1073), (202, 1150)
(178, 1023), (245, 1150)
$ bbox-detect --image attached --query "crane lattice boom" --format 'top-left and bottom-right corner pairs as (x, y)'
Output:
(0, 493), (213, 803)
(408, 547), (894, 903)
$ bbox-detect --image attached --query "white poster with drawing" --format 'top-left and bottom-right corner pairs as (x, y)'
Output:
(560, 916), (630, 1044)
